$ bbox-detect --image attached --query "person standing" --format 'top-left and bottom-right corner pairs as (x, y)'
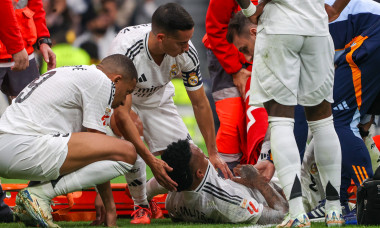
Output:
(235, 0), (349, 226)
(108, 3), (231, 224)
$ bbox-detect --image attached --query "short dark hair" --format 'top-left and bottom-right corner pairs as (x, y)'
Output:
(161, 139), (193, 192)
(100, 54), (138, 82)
(151, 3), (194, 36)
(226, 12), (252, 43)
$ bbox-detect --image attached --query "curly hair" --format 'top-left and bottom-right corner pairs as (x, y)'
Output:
(161, 139), (193, 192)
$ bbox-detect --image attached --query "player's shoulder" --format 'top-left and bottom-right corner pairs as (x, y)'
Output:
(114, 24), (151, 46)
(111, 24), (151, 56)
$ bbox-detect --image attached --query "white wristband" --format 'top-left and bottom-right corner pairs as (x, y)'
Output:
(241, 2), (257, 17)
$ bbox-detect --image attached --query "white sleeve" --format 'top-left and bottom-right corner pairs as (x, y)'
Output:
(181, 41), (203, 91)
(82, 76), (114, 133)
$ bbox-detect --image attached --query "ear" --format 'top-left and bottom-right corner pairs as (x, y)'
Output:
(156, 33), (165, 42)
(250, 27), (257, 36)
(113, 74), (122, 84)
(195, 168), (204, 179)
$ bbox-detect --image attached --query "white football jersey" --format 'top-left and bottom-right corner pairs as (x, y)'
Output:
(258, 0), (329, 36)
(0, 65), (114, 136)
(165, 162), (264, 224)
(109, 24), (202, 108)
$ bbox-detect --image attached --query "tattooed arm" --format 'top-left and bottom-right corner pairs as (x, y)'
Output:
(233, 165), (288, 225)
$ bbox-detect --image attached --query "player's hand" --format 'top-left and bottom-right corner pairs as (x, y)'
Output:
(232, 68), (251, 98)
(90, 193), (106, 226)
(325, 4), (340, 22)
(253, 160), (275, 182)
(209, 153), (233, 179)
(90, 193), (117, 227)
(149, 157), (178, 191)
(232, 164), (264, 188)
(11, 48), (29, 71)
(39, 43), (56, 70)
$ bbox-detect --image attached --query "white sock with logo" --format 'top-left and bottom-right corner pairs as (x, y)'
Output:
(308, 116), (341, 211)
(269, 116), (305, 217)
(124, 155), (148, 207)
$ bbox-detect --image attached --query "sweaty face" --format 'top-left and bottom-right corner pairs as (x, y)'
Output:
(233, 32), (256, 62)
(111, 79), (136, 108)
(161, 28), (194, 57)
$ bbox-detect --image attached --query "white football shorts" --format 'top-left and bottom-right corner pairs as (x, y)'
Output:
(0, 133), (70, 181)
(249, 29), (335, 106)
(132, 97), (191, 154)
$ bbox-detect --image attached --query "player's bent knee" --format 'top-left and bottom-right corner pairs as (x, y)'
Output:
(113, 141), (137, 165)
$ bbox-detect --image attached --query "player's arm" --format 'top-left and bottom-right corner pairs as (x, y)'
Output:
(325, 0), (350, 22)
(187, 87), (233, 179)
(112, 94), (178, 191)
(232, 165), (288, 225)
(235, 0), (271, 24)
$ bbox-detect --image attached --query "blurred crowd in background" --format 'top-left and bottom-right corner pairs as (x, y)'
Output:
(38, 0), (209, 76)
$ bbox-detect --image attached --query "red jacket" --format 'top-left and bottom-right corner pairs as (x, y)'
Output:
(203, 0), (257, 75)
(0, 0), (24, 56)
(0, 0), (50, 60)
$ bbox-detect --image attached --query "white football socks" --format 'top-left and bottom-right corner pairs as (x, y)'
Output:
(50, 160), (133, 197)
(124, 155), (149, 207)
(269, 116), (305, 216)
(308, 116), (341, 211)
(146, 177), (167, 201)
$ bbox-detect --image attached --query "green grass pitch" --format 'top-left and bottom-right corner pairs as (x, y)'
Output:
(0, 143), (375, 227)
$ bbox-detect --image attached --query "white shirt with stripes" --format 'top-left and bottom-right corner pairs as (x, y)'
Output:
(0, 65), (114, 135)
(109, 24), (202, 108)
(165, 162), (264, 224)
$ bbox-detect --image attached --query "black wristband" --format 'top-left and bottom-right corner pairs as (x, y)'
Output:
(37, 38), (52, 50)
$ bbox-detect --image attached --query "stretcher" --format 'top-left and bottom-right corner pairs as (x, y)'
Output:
(2, 183), (168, 221)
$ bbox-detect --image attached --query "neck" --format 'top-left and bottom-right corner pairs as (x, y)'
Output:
(148, 32), (165, 65)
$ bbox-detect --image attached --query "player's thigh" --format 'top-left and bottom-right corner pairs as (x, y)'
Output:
(215, 97), (245, 154)
(134, 99), (190, 154)
(64, 132), (136, 174)
(5, 58), (39, 97)
(250, 30), (304, 106)
(0, 133), (69, 181)
(298, 35), (334, 106)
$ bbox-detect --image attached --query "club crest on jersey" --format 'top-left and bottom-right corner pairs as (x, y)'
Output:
(188, 73), (199, 86)
(101, 107), (112, 126)
(170, 64), (179, 78)
(310, 163), (318, 175)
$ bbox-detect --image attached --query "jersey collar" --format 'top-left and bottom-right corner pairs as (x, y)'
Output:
(194, 162), (211, 193)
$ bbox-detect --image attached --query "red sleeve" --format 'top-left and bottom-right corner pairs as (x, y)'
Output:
(205, 0), (257, 75)
(0, 0), (24, 55)
(28, 0), (50, 39)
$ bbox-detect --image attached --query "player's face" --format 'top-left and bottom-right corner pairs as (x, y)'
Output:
(112, 78), (136, 108)
(189, 143), (209, 169)
(161, 28), (194, 57)
(233, 29), (256, 62)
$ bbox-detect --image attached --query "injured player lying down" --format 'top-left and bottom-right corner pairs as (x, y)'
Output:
(161, 140), (288, 224)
